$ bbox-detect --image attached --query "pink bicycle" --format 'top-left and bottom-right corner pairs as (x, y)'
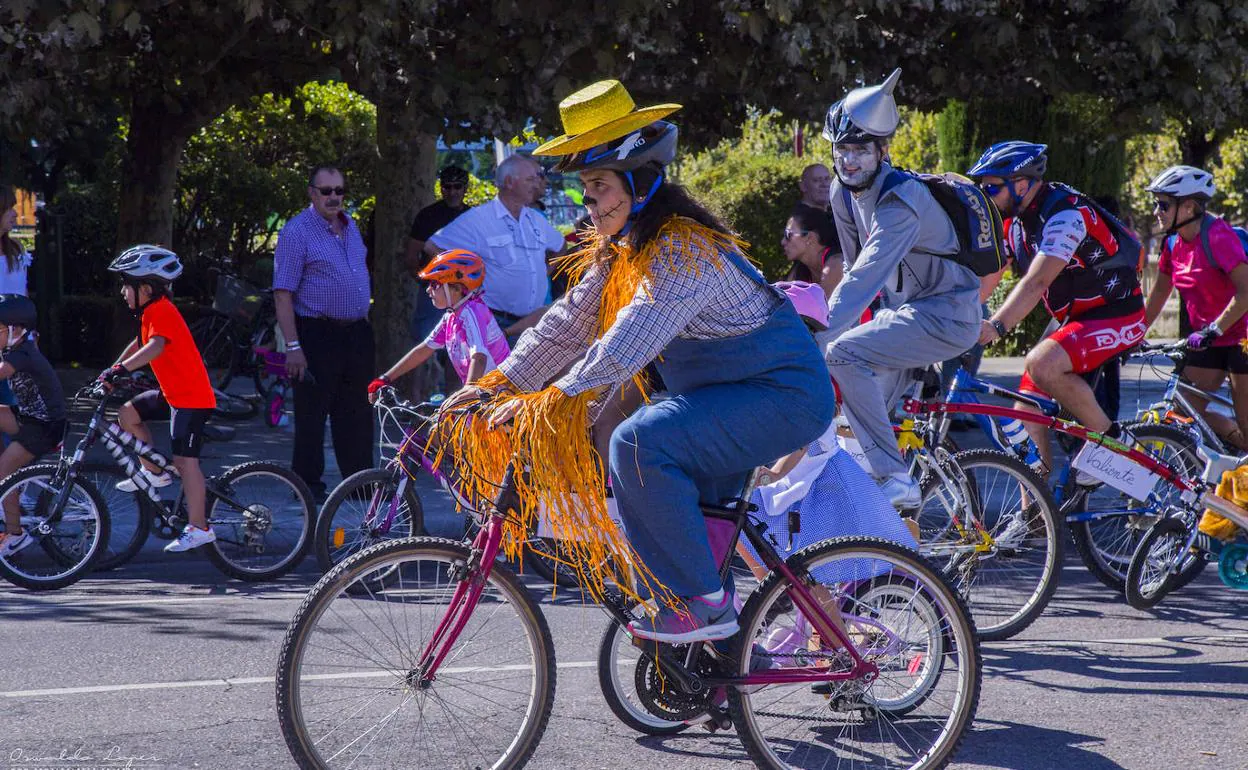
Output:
(275, 401), (981, 770)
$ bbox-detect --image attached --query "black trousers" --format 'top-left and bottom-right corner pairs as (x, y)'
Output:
(293, 316), (375, 493)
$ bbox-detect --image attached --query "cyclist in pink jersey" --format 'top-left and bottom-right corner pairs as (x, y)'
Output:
(369, 250), (510, 398)
(1143, 165), (1248, 449)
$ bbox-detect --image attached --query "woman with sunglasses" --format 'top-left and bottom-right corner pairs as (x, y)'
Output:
(1143, 165), (1248, 450)
(782, 206), (843, 301)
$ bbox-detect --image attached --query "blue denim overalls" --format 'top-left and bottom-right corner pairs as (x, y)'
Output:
(608, 248), (835, 596)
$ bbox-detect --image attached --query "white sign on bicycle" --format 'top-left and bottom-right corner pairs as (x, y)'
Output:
(536, 495), (623, 540)
(1072, 441), (1160, 500)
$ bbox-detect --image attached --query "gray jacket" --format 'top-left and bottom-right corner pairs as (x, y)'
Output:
(821, 162), (981, 341)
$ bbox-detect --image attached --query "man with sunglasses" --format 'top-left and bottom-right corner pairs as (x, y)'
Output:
(818, 69), (982, 510)
(969, 141), (1144, 475)
(273, 164), (374, 500)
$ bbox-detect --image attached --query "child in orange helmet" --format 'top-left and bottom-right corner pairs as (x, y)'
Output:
(369, 249), (510, 400)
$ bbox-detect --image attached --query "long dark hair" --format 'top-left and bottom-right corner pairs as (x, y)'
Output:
(624, 177), (733, 250)
(786, 205), (838, 282)
(0, 186), (23, 273)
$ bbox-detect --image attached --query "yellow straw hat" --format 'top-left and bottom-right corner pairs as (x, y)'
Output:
(534, 80), (682, 157)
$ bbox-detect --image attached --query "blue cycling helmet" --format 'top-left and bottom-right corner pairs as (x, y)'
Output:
(966, 141), (1048, 180)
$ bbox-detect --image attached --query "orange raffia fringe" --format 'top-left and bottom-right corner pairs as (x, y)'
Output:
(434, 217), (752, 610)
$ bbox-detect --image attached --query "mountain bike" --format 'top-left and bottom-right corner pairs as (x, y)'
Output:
(312, 386), (581, 588)
(0, 384), (315, 585)
(276, 398), (982, 770)
(928, 360), (1204, 591)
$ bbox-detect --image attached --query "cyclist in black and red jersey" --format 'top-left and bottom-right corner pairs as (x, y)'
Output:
(968, 141), (1145, 476)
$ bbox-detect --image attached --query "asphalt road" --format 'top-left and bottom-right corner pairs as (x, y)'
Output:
(2, 355), (1246, 770)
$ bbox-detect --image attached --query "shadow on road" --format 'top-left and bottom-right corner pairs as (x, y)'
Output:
(957, 719), (1129, 769)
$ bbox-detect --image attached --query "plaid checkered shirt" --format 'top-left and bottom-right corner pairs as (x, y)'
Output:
(273, 206), (371, 320)
(499, 232), (778, 396)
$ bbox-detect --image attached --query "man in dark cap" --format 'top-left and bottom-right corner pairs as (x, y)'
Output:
(405, 165), (472, 358)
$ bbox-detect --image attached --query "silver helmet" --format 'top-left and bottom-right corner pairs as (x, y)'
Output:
(1146, 165), (1216, 201)
(823, 68), (902, 145)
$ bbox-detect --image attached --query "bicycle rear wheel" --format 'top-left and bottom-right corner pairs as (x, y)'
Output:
(205, 461), (312, 581)
(730, 537), (980, 770)
(276, 537), (556, 770)
(1069, 423), (1203, 590)
(0, 465), (110, 590)
(919, 449), (1061, 640)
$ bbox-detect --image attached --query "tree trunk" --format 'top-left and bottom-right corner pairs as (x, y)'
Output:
(115, 99), (198, 251)
(372, 100), (439, 400)
(1178, 125), (1217, 169)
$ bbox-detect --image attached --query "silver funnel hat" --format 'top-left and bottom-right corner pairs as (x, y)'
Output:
(823, 68), (902, 144)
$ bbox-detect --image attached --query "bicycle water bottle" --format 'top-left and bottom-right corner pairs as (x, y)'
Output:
(1000, 418), (1044, 472)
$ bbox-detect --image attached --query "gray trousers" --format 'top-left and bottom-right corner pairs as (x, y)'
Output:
(825, 302), (979, 478)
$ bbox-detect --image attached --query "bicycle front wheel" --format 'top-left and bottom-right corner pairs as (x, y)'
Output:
(1125, 516), (1202, 610)
(0, 465), (110, 590)
(276, 537), (556, 770)
(313, 467), (424, 574)
(205, 462), (312, 581)
(919, 448), (1062, 640)
(730, 537), (980, 770)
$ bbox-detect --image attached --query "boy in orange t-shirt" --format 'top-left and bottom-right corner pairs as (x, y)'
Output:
(101, 245), (218, 552)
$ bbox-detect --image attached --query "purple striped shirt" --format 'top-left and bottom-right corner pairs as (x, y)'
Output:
(273, 206), (371, 320)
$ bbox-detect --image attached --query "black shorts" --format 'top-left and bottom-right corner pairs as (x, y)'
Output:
(12, 413), (66, 457)
(130, 389), (211, 458)
(1183, 344), (1248, 375)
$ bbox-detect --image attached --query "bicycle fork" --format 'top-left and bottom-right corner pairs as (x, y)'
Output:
(412, 473), (515, 685)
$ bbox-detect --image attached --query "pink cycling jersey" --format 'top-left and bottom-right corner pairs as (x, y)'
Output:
(1158, 217), (1248, 344)
(423, 295), (511, 381)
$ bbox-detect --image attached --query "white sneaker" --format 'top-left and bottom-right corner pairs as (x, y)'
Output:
(116, 469), (174, 493)
(0, 530), (33, 558)
(164, 525), (216, 553)
(880, 474), (921, 510)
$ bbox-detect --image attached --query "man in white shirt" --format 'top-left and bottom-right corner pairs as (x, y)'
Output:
(426, 154), (564, 337)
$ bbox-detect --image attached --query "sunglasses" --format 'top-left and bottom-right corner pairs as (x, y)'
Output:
(980, 181), (1010, 197)
(1154, 199), (1173, 212)
(783, 229), (811, 241)
(314, 186), (346, 196)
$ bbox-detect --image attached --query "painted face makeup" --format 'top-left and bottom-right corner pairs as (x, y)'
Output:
(832, 143), (880, 188)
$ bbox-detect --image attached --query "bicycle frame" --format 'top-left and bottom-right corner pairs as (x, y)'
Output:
(1149, 367), (1231, 450)
(413, 461), (882, 691)
(904, 398), (1203, 498)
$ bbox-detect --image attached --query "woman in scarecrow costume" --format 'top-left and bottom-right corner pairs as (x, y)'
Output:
(439, 80), (832, 643)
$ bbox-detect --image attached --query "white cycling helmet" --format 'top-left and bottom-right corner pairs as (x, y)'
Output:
(1146, 165), (1216, 201)
(108, 244), (184, 282)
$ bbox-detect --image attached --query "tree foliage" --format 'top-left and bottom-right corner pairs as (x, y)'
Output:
(176, 81), (378, 281)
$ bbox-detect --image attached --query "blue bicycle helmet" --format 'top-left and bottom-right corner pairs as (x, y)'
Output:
(966, 141), (1048, 180)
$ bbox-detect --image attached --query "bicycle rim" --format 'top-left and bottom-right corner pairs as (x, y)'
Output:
(920, 450), (1060, 640)
(209, 465), (309, 578)
(731, 537), (980, 770)
(277, 538), (555, 770)
(0, 471), (107, 589)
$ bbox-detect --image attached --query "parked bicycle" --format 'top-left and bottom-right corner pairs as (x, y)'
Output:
(0, 383), (315, 587)
(276, 396), (982, 770)
(189, 269), (283, 412)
